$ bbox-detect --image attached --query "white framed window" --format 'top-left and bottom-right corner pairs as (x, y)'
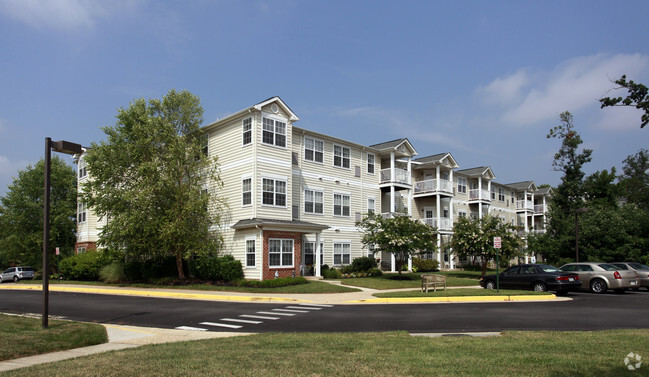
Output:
(333, 242), (351, 265)
(333, 144), (350, 168)
(367, 153), (375, 174)
(78, 160), (87, 179)
(77, 202), (87, 223)
(367, 197), (375, 214)
(511, 192), (515, 204)
(245, 239), (256, 267)
(304, 241), (324, 266)
(498, 188), (505, 202)
(304, 189), (324, 214)
(491, 189), (496, 200)
(262, 178), (286, 207)
(457, 177), (467, 193)
(334, 193), (350, 217)
(262, 117), (286, 148)
(201, 134), (209, 157)
(269, 239), (294, 268)
(77, 247), (86, 254)
(242, 178), (252, 206)
(304, 137), (324, 163)
(458, 211), (467, 218)
(242, 117), (252, 146)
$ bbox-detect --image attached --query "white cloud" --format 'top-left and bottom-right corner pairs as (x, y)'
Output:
(476, 53), (649, 127)
(592, 105), (645, 131)
(0, 0), (138, 31)
(0, 156), (30, 195)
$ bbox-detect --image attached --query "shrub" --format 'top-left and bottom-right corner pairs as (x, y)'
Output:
(60, 251), (118, 281)
(124, 256), (179, 282)
(236, 276), (307, 288)
(413, 258), (439, 272)
(99, 262), (126, 283)
(322, 267), (341, 279)
(189, 255), (244, 282)
(367, 268), (383, 277)
(350, 256), (378, 272)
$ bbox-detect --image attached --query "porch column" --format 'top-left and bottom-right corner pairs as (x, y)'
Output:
(315, 232), (322, 277)
(436, 194), (441, 229)
(524, 190), (529, 233)
(407, 156), (412, 184)
(478, 177), (483, 218)
(390, 152), (395, 182)
(391, 253), (396, 272)
(407, 156), (412, 215)
(543, 195), (547, 230)
(390, 186), (395, 213)
(408, 255), (412, 271)
(436, 165), (440, 191)
(437, 236), (442, 266)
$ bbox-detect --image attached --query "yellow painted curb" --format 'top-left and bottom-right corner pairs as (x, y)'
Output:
(346, 294), (557, 304)
(0, 284), (310, 303)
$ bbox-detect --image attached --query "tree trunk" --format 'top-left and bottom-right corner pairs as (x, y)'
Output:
(176, 253), (185, 280)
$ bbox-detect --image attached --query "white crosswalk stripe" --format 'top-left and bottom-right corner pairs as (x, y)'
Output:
(240, 314), (280, 320)
(299, 303), (334, 308)
(286, 305), (322, 310)
(200, 322), (242, 329)
(272, 308), (309, 313)
(221, 318), (262, 324)
(256, 311), (295, 316)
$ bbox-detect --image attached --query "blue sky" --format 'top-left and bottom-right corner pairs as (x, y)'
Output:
(1, 0), (648, 196)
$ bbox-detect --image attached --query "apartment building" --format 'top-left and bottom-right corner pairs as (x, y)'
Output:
(75, 96), (551, 280)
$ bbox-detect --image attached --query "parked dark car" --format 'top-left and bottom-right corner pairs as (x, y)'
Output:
(480, 264), (581, 295)
(610, 262), (649, 291)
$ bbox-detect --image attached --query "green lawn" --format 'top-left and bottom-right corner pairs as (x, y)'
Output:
(336, 270), (484, 290)
(0, 314), (107, 361)
(4, 330), (647, 376)
(18, 279), (360, 293)
(373, 288), (552, 298)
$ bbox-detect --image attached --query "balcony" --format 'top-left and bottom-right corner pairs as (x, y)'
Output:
(380, 168), (410, 185)
(422, 217), (453, 231)
(516, 200), (534, 211)
(414, 179), (453, 195)
(468, 189), (491, 202)
(534, 204), (545, 213)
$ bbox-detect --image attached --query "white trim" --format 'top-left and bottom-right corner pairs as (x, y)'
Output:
(303, 136), (325, 164)
(332, 143), (351, 169)
(222, 157), (253, 172)
(292, 169), (379, 190)
(242, 117), (253, 146)
(258, 156), (291, 168)
(268, 238), (294, 268)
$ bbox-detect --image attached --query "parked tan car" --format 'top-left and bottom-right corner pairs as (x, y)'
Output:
(559, 262), (638, 293)
(610, 262), (649, 291)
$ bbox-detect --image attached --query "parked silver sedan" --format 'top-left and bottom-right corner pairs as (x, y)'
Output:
(610, 262), (649, 291)
(560, 262), (638, 293)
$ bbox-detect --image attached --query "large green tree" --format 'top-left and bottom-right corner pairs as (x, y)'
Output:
(449, 214), (521, 276)
(618, 149), (649, 209)
(356, 213), (437, 274)
(81, 89), (223, 279)
(0, 156), (77, 270)
(600, 75), (649, 128)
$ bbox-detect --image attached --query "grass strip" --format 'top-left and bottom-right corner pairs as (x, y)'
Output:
(373, 288), (552, 298)
(17, 280), (360, 293)
(337, 271), (482, 290)
(0, 314), (107, 361)
(5, 330), (647, 376)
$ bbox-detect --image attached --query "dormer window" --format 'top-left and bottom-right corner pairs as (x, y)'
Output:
(262, 117), (286, 148)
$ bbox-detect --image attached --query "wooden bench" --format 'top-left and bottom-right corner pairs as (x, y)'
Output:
(421, 274), (446, 293)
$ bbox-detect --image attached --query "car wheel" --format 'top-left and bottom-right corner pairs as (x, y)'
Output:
(532, 282), (547, 292)
(485, 280), (496, 289)
(590, 279), (607, 294)
(13, 275), (19, 282)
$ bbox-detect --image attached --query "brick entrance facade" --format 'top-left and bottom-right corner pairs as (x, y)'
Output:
(262, 230), (303, 280)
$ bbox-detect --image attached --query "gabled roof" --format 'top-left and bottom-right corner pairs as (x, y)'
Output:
(253, 96), (299, 122)
(535, 186), (553, 195)
(369, 138), (417, 157)
(507, 181), (537, 191)
(456, 166), (495, 179)
(413, 152), (459, 168)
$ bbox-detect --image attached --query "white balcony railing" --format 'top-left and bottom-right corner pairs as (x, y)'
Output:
(516, 200), (534, 211)
(414, 179), (453, 195)
(380, 168), (410, 185)
(534, 204), (544, 213)
(469, 189), (491, 202)
(422, 217), (453, 231)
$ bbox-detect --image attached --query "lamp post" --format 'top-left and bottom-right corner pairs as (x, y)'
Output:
(574, 207), (589, 263)
(43, 138), (83, 329)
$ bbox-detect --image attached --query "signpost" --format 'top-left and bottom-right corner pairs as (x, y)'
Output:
(494, 237), (502, 293)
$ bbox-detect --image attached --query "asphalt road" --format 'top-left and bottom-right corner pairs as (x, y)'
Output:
(1, 289), (648, 333)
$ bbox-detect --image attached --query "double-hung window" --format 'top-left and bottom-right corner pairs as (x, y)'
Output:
(367, 153), (375, 174)
(304, 241), (324, 266)
(262, 117), (286, 147)
(262, 178), (286, 207)
(457, 177), (467, 194)
(334, 193), (350, 216)
(304, 137), (324, 163)
(269, 239), (294, 267)
(78, 161), (87, 179)
(333, 242), (351, 265)
(333, 144), (350, 168)
(242, 178), (252, 206)
(367, 197), (375, 214)
(242, 117), (252, 145)
(77, 202), (87, 223)
(304, 189), (324, 214)
(245, 239), (256, 267)
(498, 188), (505, 202)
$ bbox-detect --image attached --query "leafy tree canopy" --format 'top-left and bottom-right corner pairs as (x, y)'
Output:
(449, 214), (522, 276)
(356, 213), (437, 274)
(600, 75), (649, 128)
(619, 149), (649, 209)
(0, 156), (77, 270)
(81, 89), (224, 279)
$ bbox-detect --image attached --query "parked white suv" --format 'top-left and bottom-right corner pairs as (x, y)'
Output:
(0, 266), (35, 282)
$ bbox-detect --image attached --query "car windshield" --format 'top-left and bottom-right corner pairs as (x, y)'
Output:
(611, 263), (629, 270)
(537, 264), (561, 272)
(629, 263), (649, 270)
(599, 264), (619, 271)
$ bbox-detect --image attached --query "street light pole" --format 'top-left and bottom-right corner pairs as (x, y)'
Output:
(42, 138), (83, 329)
